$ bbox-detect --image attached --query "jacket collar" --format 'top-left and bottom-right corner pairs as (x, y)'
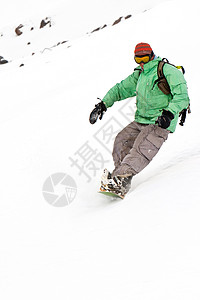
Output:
(142, 56), (162, 72)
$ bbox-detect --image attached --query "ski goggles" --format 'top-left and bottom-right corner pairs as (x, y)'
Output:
(134, 55), (151, 64)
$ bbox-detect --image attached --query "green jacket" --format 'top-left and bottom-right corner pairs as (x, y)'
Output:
(102, 57), (189, 132)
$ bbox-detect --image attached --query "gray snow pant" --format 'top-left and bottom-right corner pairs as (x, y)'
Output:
(112, 121), (169, 177)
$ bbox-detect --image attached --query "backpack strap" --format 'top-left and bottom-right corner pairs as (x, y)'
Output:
(134, 67), (142, 75)
(152, 59), (171, 95)
(176, 65), (185, 74)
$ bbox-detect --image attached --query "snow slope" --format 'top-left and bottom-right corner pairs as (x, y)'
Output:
(0, 0), (200, 299)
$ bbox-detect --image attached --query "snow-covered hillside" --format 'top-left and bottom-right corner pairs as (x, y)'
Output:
(0, 0), (200, 299)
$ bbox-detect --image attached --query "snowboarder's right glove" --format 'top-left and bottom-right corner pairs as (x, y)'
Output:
(156, 109), (174, 129)
(89, 99), (107, 124)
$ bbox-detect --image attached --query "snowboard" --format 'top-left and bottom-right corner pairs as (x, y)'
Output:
(98, 190), (125, 199)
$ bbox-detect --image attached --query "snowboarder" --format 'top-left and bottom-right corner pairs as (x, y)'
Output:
(89, 42), (190, 197)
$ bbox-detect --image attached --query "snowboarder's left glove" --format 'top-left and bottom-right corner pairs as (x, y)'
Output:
(156, 109), (174, 129)
(89, 100), (107, 124)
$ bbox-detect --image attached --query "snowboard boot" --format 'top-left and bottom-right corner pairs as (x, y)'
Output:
(112, 174), (133, 196)
(100, 169), (133, 197)
(100, 168), (115, 191)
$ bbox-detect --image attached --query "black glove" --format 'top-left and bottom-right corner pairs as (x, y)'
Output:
(156, 109), (174, 129)
(89, 100), (107, 124)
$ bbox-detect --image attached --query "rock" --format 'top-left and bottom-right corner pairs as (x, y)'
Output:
(112, 17), (123, 26)
(15, 24), (24, 36)
(91, 27), (101, 33)
(91, 24), (107, 34)
(0, 56), (8, 64)
(40, 18), (51, 29)
(125, 15), (132, 20)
